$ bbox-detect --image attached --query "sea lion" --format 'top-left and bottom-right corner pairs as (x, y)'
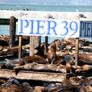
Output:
(64, 38), (89, 48)
(69, 77), (80, 86)
(85, 85), (92, 92)
(0, 37), (9, 46)
(5, 59), (20, 64)
(22, 82), (33, 92)
(3, 77), (21, 88)
(0, 46), (3, 51)
(34, 42), (47, 58)
(48, 42), (56, 64)
(64, 55), (74, 73)
(0, 59), (23, 69)
(0, 51), (7, 56)
(32, 86), (45, 92)
(46, 83), (64, 92)
(1, 84), (24, 92)
(56, 50), (70, 57)
(1, 77), (23, 92)
(14, 62), (66, 73)
(7, 47), (18, 55)
(0, 62), (14, 69)
(75, 65), (92, 72)
(79, 86), (87, 92)
(23, 55), (48, 64)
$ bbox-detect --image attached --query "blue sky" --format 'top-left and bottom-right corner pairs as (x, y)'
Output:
(0, 0), (92, 5)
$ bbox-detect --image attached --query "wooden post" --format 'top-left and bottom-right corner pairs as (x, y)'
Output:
(30, 36), (41, 56)
(9, 16), (16, 47)
(44, 36), (48, 55)
(18, 36), (22, 59)
(75, 38), (79, 66)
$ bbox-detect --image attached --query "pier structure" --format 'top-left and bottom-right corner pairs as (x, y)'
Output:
(0, 10), (92, 82)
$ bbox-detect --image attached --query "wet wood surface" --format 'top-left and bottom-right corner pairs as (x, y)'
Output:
(30, 36), (41, 56)
(9, 16), (16, 47)
(18, 36), (22, 59)
(0, 69), (66, 82)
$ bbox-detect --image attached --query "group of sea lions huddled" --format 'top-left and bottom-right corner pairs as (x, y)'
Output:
(0, 76), (92, 92)
(0, 35), (29, 58)
(0, 36), (92, 91)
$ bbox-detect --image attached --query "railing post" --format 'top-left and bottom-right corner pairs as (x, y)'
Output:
(75, 38), (79, 66)
(30, 36), (41, 56)
(9, 16), (16, 47)
(18, 35), (22, 59)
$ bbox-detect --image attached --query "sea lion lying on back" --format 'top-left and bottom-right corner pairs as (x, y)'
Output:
(14, 62), (66, 73)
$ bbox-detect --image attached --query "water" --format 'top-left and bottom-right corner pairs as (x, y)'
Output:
(0, 4), (92, 42)
(0, 4), (92, 12)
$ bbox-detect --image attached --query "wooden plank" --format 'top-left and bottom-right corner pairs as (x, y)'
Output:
(0, 19), (10, 25)
(81, 46), (92, 52)
(0, 69), (66, 82)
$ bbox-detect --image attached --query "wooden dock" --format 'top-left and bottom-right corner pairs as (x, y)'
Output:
(0, 69), (66, 82)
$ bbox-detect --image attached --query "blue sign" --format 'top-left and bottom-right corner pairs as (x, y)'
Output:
(80, 21), (92, 37)
(17, 19), (79, 38)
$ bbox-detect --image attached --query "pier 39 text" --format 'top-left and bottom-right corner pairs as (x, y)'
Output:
(17, 19), (79, 38)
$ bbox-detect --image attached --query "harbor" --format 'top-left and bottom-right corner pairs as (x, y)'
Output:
(0, 10), (92, 92)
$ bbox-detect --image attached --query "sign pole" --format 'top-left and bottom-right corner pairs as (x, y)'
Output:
(75, 38), (79, 66)
(18, 35), (22, 60)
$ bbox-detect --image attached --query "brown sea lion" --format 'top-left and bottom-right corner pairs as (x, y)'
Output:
(64, 38), (89, 48)
(48, 42), (56, 64)
(34, 43), (47, 58)
(0, 36), (9, 46)
(0, 51), (7, 56)
(1, 77), (23, 92)
(0, 46), (3, 51)
(85, 85), (92, 92)
(1, 84), (24, 92)
(7, 47), (18, 55)
(23, 55), (48, 64)
(22, 82), (33, 92)
(14, 62), (66, 73)
(0, 59), (23, 69)
(56, 50), (70, 57)
(75, 65), (92, 72)
(32, 86), (45, 92)
(69, 77), (80, 86)
(79, 86), (87, 92)
(64, 55), (74, 73)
